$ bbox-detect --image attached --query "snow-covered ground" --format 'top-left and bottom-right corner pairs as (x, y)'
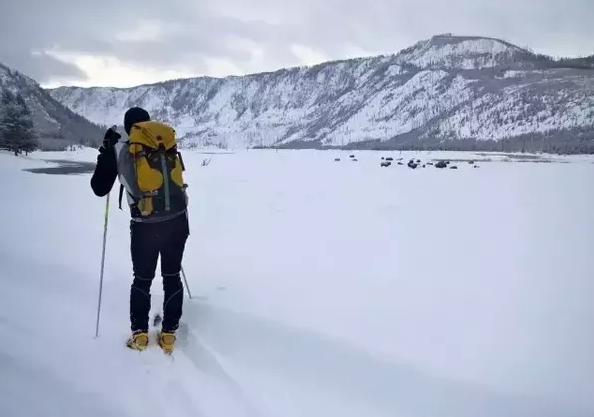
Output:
(1, 148), (593, 417)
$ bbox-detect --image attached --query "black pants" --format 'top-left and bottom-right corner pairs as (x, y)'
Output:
(129, 212), (189, 333)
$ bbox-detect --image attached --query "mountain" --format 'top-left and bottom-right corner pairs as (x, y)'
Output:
(0, 63), (104, 150)
(47, 34), (594, 153)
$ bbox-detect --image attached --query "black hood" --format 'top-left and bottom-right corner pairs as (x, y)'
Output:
(124, 107), (151, 135)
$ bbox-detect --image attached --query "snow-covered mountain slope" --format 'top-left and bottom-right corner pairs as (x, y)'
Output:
(0, 63), (104, 150)
(48, 34), (594, 152)
(394, 35), (527, 69)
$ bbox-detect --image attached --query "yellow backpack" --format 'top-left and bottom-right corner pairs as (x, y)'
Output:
(117, 121), (188, 219)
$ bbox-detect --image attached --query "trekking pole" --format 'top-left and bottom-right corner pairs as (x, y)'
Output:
(94, 125), (117, 338)
(180, 266), (193, 299)
(94, 191), (111, 337)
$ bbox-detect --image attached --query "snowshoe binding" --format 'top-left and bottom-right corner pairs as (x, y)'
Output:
(158, 330), (176, 355)
(126, 330), (149, 351)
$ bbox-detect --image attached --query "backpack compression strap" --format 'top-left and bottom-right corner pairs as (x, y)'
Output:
(118, 184), (124, 210)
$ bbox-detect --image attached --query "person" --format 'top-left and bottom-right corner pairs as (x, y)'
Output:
(90, 107), (189, 353)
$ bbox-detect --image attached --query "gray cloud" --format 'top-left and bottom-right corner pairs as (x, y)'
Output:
(1, 0), (593, 86)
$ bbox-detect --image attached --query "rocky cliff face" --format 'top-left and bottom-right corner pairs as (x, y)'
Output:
(0, 63), (104, 150)
(47, 34), (594, 153)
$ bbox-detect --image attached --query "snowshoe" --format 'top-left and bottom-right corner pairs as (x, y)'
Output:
(158, 330), (176, 354)
(126, 330), (149, 351)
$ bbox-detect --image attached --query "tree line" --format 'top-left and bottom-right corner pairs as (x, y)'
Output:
(0, 89), (38, 155)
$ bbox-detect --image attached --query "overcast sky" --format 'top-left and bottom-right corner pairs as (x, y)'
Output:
(1, 0), (592, 88)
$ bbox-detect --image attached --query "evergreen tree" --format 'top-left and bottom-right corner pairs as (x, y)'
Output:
(0, 90), (38, 155)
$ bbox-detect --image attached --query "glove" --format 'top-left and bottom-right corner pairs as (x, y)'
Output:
(103, 126), (121, 148)
(99, 126), (121, 154)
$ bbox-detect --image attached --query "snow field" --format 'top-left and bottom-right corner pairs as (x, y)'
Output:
(0, 148), (593, 417)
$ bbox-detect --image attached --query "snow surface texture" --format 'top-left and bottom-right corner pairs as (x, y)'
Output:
(47, 35), (594, 150)
(1, 148), (594, 417)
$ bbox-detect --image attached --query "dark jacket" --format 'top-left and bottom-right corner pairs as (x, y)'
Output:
(90, 146), (118, 197)
(91, 106), (150, 198)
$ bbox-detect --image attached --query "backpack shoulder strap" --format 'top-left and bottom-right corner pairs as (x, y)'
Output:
(114, 141), (126, 211)
(115, 140), (142, 207)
